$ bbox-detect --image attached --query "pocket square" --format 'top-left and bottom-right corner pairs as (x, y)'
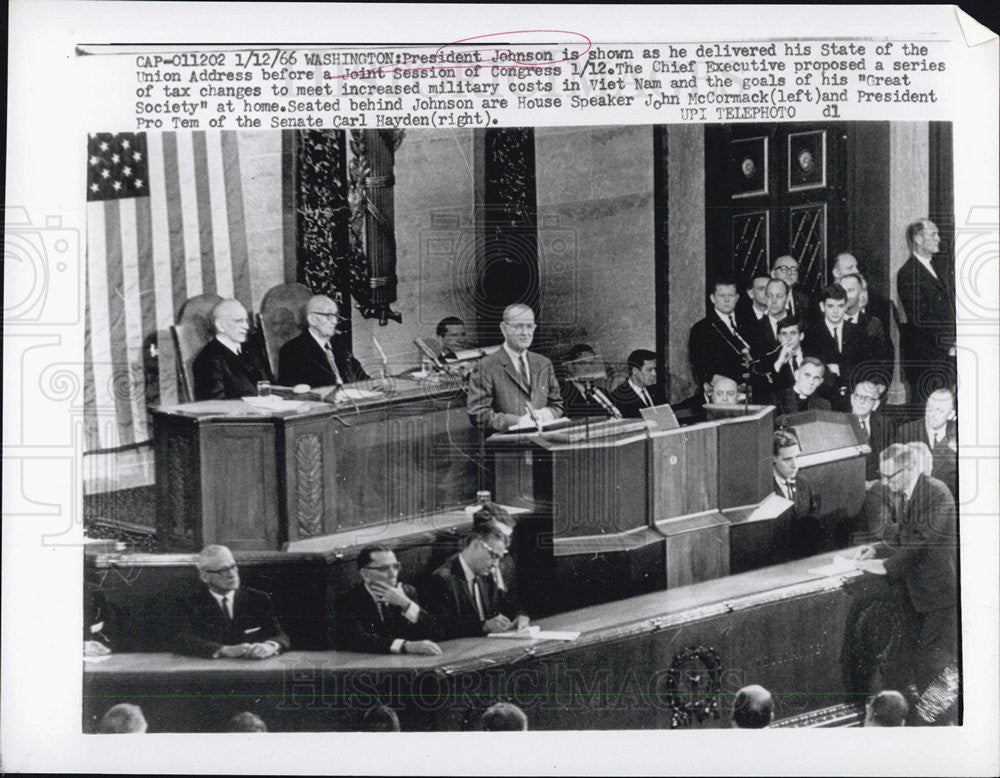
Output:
(244, 626), (261, 634)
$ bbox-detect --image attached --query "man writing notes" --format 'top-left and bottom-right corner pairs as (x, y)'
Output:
(193, 298), (270, 400)
(466, 304), (564, 432)
(854, 444), (958, 693)
(278, 295), (369, 388)
(170, 545), (289, 659)
(333, 545), (442, 655)
(427, 504), (529, 639)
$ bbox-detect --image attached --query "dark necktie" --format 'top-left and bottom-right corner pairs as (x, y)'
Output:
(791, 354), (799, 372)
(323, 342), (344, 384)
(727, 314), (737, 334)
(832, 326), (842, 353)
(860, 418), (870, 439)
(642, 387), (653, 407)
(788, 480), (797, 500)
(519, 354), (530, 387)
(472, 577), (486, 620)
(220, 594), (232, 621)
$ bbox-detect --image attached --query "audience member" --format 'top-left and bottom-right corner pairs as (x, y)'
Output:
(897, 219), (956, 403)
(333, 544), (442, 655)
(426, 503), (529, 639)
(894, 388), (957, 499)
(831, 251), (895, 341)
(99, 703), (148, 734)
(466, 304), (564, 431)
(752, 313), (805, 402)
(849, 379), (890, 485)
(436, 316), (468, 359)
(770, 255), (813, 323)
(226, 711), (268, 732)
(838, 272), (894, 387)
(773, 428), (822, 557)
(477, 702), (529, 731)
(672, 374), (738, 423)
(735, 274), (771, 334)
(170, 545), (289, 659)
(804, 283), (861, 410)
(864, 690), (908, 727)
(611, 349), (664, 418)
(731, 685), (774, 729)
(774, 357), (832, 416)
(278, 294), (369, 388)
(854, 444), (958, 693)
(688, 279), (751, 386)
(193, 298), (270, 400)
(360, 703), (402, 732)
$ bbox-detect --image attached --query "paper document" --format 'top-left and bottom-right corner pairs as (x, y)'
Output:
(487, 626), (580, 641)
(746, 492), (793, 521)
(808, 554), (859, 577)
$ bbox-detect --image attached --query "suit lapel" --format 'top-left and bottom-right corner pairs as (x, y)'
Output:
(304, 332), (338, 381)
(452, 557), (479, 617)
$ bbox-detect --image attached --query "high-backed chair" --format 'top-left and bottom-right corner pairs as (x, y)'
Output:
(258, 283), (314, 380)
(170, 293), (223, 403)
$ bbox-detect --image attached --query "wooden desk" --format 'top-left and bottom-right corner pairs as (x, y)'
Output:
(84, 551), (877, 732)
(152, 378), (478, 550)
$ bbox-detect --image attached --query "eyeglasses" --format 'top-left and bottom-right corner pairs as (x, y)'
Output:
(774, 265), (799, 274)
(478, 539), (507, 561)
(853, 394), (879, 403)
(203, 563), (238, 575)
(504, 323), (536, 332)
(880, 466), (907, 481)
(310, 311), (339, 319)
(364, 563), (401, 573)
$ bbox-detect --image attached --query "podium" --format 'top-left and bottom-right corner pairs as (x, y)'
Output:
(152, 379), (477, 550)
(485, 406), (783, 610)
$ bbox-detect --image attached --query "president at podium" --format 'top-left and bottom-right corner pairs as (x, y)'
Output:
(466, 303), (564, 432)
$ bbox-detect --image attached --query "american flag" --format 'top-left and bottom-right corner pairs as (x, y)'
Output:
(84, 131), (255, 450)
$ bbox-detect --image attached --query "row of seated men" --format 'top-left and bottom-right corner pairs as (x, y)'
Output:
(85, 504), (530, 661)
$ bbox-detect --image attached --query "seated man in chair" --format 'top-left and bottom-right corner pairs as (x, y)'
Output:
(192, 299), (270, 400)
(278, 295), (369, 388)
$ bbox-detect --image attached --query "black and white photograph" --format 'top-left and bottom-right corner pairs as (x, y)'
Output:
(3, 2), (998, 775)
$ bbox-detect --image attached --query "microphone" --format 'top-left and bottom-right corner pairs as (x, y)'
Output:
(413, 338), (446, 372)
(586, 384), (622, 419)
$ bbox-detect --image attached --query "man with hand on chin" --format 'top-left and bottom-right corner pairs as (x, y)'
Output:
(171, 545), (289, 659)
(332, 545), (442, 655)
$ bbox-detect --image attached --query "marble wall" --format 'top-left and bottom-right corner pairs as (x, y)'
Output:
(534, 125), (656, 375)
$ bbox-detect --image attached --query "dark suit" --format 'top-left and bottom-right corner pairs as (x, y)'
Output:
(611, 381), (666, 419)
(897, 254), (956, 402)
(774, 387), (831, 416)
(466, 348), (564, 431)
(847, 311), (894, 387)
(873, 473), (957, 689)
(332, 583), (440, 653)
(894, 419), (958, 500)
(862, 290), (895, 351)
(561, 377), (617, 419)
(425, 555), (522, 639)
(803, 320), (864, 410)
(788, 287), (814, 324)
(170, 585), (290, 658)
(735, 298), (768, 338)
(688, 313), (749, 385)
(193, 338), (269, 400)
(851, 412), (891, 482)
(774, 473), (822, 557)
(277, 329), (368, 387)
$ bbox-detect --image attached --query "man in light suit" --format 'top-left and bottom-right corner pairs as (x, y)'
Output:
(193, 299), (270, 400)
(170, 545), (289, 659)
(897, 219), (956, 403)
(855, 444), (958, 693)
(466, 304), (564, 432)
(278, 294), (369, 388)
(332, 545), (441, 655)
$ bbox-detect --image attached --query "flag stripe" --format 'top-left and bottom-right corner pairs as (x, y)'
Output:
(118, 197), (149, 442)
(161, 132), (189, 315)
(192, 131), (218, 295)
(102, 200), (135, 446)
(175, 133), (203, 297)
(83, 267), (100, 451)
(135, 195), (159, 409)
(222, 130), (253, 310)
(147, 133), (180, 407)
(87, 203), (117, 450)
(205, 133), (235, 299)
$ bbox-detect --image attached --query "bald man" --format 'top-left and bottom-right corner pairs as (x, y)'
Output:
(277, 295), (369, 388)
(831, 252), (894, 343)
(894, 388), (957, 499)
(731, 685), (774, 728)
(192, 299), (271, 399)
(770, 255), (813, 324)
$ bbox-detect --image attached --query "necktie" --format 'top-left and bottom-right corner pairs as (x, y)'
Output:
(788, 480), (797, 500)
(728, 314), (737, 333)
(861, 418), (870, 438)
(323, 342), (344, 384)
(519, 354), (530, 387)
(833, 326), (842, 353)
(791, 354), (799, 372)
(221, 593), (232, 621)
(788, 295), (796, 315)
(375, 600), (385, 623)
(772, 319), (779, 340)
(642, 388), (653, 408)
(472, 578), (486, 621)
